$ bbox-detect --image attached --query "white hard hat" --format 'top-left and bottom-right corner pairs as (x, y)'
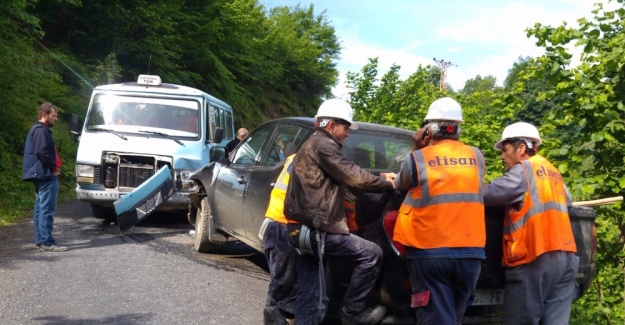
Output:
(423, 97), (463, 123)
(494, 122), (542, 150)
(315, 99), (358, 130)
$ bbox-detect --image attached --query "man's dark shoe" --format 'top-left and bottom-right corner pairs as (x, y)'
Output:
(341, 305), (386, 325)
(35, 244), (41, 250)
(39, 244), (68, 252)
(263, 305), (287, 325)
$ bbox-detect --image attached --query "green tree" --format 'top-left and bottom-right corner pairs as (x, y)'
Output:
(91, 53), (123, 87)
(0, 0), (80, 225)
(460, 74), (499, 110)
(263, 4), (340, 117)
(461, 74), (498, 94)
(34, 0), (188, 84)
(0, 0), (44, 219)
(346, 58), (440, 130)
(503, 56), (562, 126)
(31, 1), (341, 129)
(176, 0), (268, 123)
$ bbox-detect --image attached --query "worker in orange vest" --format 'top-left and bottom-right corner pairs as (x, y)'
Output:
(394, 97), (486, 324)
(484, 122), (578, 324)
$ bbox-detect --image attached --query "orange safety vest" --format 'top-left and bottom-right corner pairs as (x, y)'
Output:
(264, 154), (296, 224)
(502, 155), (576, 267)
(394, 140), (486, 249)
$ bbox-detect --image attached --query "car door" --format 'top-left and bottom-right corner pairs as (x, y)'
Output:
(242, 123), (312, 244)
(211, 124), (274, 237)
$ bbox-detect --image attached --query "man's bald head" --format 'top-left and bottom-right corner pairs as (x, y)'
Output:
(237, 128), (249, 140)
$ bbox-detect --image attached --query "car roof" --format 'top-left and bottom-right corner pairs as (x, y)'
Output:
(266, 117), (414, 136)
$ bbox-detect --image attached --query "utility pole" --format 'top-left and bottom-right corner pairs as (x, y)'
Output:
(433, 58), (456, 91)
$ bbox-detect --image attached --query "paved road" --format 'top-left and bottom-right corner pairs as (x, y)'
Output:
(0, 199), (269, 325)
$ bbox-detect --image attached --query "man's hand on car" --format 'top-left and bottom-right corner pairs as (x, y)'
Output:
(381, 172), (397, 182)
(381, 173), (397, 189)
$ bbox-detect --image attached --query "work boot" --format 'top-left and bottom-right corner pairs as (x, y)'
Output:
(263, 305), (287, 325)
(341, 305), (386, 325)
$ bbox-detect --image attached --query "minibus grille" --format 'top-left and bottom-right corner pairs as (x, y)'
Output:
(118, 162), (155, 188)
(93, 166), (101, 185)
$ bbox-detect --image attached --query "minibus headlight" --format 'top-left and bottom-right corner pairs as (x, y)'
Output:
(76, 164), (95, 177)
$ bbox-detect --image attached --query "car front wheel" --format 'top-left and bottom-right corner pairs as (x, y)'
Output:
(194, 197), (226, 253)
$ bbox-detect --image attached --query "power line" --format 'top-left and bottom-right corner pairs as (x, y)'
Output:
(433, 58), (456, 91)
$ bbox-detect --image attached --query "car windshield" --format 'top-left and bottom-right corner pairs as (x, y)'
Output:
(85, 93), (200, 137)
(342, 129), (414, 172)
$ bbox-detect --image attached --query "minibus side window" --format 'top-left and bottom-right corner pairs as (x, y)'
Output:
(221, 109), (234, 141)
(208, 104), (219, 141)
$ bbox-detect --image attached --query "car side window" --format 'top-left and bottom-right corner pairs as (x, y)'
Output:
(354, 146), (373, 168)
(342, 131), (413, 172)
(261, 125), (308, 167)
(232, 126), (272, 166)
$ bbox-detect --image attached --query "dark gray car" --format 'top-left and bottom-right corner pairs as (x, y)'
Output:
(187, 117), (414, 253)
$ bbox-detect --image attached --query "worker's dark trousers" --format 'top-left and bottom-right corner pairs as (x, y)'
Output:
(263, 219), (297, 317)
(406, 257), (482, 325)
(286, 224), (383, 325)
(501, 251), (580, 325)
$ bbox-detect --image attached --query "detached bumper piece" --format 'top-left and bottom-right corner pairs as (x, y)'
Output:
(114, 165), (175, 232)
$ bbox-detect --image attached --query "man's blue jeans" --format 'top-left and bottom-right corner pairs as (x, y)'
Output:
(286, 224), (383, 325)
(33, 177), (59, 245)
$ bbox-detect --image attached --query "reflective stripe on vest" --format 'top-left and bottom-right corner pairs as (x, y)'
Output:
(403, 146), (485, 208)
(273, 164), (291, 192)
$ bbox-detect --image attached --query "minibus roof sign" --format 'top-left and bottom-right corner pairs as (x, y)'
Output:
(137, 75), (162, 86)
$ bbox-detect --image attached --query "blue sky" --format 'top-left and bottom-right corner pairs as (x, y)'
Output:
(259, 0), (616, 96)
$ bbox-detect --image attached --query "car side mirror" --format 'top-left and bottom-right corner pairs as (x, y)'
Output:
(70, 113), (82, 137)
(209, 146), (226, 162)
(210, 127), (224, 144)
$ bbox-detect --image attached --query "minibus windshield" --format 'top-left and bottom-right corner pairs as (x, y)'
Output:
(86, 93), (200, 137)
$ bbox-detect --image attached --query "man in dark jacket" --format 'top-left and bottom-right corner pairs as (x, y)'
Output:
(22, 102), (68, 252)
(284, 99), (396, 325)
(225, 127), (249, 153)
